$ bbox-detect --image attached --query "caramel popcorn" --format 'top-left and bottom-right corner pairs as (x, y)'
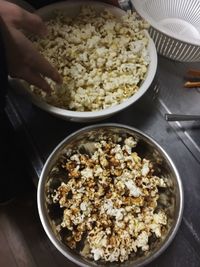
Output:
(31, 6), (150, 111)
(50, 134), (170, 263)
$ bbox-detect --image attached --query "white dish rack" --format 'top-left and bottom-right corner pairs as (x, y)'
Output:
(127, 0), (200, 62)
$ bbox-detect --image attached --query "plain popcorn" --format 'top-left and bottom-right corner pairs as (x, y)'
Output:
(31, 6), (150, 111)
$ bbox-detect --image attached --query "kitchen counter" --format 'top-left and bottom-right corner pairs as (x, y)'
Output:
(6, 55), (200, 266)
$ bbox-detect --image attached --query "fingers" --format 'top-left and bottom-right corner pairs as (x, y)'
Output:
(20, 68), (52, 93)
(4, 27), (59, 93)
(30, 51), (63, 85)
(20, 11), (47, 37)
(0, 2), (62, 91)
(15, 29), (62, 85)
(0, 1), (47, 37)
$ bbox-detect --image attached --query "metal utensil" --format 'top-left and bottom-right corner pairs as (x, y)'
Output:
(165, 114), (200, 121)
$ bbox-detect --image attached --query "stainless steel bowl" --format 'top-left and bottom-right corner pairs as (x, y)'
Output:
(37, 123), (184, 267)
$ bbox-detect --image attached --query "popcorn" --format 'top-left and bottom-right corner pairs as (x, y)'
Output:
(135, 231), (149, 251)
(31, 6), (149, 111)
(141, 160), (150, 176)
(50, 134), (169, 263)
(124, 180), (141, 197)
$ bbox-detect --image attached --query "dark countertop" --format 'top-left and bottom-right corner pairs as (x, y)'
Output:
(6, 55), (200, 266)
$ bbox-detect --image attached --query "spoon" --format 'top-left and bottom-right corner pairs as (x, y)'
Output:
(165, 114), (200, 121)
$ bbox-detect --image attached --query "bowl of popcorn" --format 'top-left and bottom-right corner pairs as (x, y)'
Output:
(20, 0), (157, 122)
(37, 123), (183, 267)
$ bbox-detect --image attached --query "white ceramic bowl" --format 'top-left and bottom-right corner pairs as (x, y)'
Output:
(17, 1), (157, 122)
(131, 0), (200, 62)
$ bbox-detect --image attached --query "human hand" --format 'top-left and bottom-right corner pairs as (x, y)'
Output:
(0, 1), (62, 92)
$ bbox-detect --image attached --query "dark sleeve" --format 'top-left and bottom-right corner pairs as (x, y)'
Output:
(25, 0), (57, 9)
(0, 29), (8, 113)
(25, 0), (119, 8)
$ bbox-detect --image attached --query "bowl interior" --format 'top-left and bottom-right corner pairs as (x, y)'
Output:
(38, 124), (183, 267)
(132, 0), (200, 45)
(17, 0), (157, 121)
